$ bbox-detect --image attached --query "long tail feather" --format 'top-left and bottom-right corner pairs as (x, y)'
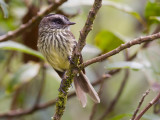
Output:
(74, 77), (87, 107)
(74, 71), (100, 107)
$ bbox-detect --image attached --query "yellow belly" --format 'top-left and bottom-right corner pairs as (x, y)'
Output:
(43, 47), (70, 72)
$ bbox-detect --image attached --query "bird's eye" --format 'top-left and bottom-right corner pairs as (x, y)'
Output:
(52, 18), (63, 24)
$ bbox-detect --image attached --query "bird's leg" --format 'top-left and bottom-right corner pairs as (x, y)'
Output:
(68, 56), (75, 65)
(58, 71), (67, 94)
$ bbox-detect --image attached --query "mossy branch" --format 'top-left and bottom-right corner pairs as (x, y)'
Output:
(53, 67), (75, 120)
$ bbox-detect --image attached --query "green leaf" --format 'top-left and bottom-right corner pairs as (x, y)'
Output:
(106, 61), (144, 71)
(0, 41), (44, 60)
(6, 62), (41, 93)
(145, 0), (160, 24)
(103, 1), (144, 25)
(149, 16), (160, 23)
(109, 113), (131, 120)
(0, 0), (8, 18)
(95, 30), (124, 52)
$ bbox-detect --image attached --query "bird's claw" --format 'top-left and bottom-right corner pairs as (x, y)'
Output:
(68, 56), (75, 65)
(58, 78), (67, 94)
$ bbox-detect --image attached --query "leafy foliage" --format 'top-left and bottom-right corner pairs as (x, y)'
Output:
(95, 30), (124, 52)
(0, 41), (44, 60)
(145, 0), (160, 24)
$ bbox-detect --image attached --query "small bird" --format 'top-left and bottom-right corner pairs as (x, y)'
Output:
(37, 14), (100, 107)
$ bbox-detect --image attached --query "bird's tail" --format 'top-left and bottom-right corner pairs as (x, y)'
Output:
(74, 71), (100, 107)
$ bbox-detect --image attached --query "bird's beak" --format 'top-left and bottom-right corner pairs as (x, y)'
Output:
(67, 21), (76, 25)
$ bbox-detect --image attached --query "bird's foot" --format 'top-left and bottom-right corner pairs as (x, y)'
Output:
(58, 78), (67, 94)
(68, 56), (75, 65)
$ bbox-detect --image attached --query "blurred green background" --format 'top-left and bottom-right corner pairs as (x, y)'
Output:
(0, 0), (160, 120)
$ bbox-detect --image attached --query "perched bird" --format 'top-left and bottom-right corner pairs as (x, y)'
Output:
(37, 14), (100, 107)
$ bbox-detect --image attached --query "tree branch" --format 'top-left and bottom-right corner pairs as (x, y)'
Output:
(134, 91), (160, 120)
(0, 0), (67, 42)
(130, 89), (150, 120)
(81, 32), (160, 68)
(98, 69), (129, 120)
(53, 0), (102, 119)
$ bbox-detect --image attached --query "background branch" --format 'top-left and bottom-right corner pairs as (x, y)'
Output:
(0, 0), (67, 42)
(134, 92), (160, 120)
(98, 69), (129, 120)
(81, 32), (160, 68)
(0, 73), (110, 118)
(130, 89), (150, 120)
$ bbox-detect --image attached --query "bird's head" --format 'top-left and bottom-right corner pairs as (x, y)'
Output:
(39, 14), (76, 30)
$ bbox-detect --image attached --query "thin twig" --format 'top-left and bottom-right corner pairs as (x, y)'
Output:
(134, 92), (160, 120)
(98, 69), (129, 120)
(0, 0), (67, 42)
(81, 32), (160, 68)
(128, 24), (160, 61)
(130, 89), (150, 120)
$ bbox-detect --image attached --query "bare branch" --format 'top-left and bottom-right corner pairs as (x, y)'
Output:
(81, 32), (160, 68)
(0, 0), (67, 42)
(98, 69), (129, 120)
(130, 89), (150, 120)
(134, 92), (160, 120)
(0, 73), (111, 118)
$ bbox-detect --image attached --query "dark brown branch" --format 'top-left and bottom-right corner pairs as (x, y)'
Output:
(0, 72), (111, 118)
(134, 92), (160, 120)
(0, 92), (75, 118)
(81, 32), (160, 68)
(0, 0), (67, 42)
(99, 69), (129, 120)
(128, 24), (160, 61)
(130, 89), (150, 120)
